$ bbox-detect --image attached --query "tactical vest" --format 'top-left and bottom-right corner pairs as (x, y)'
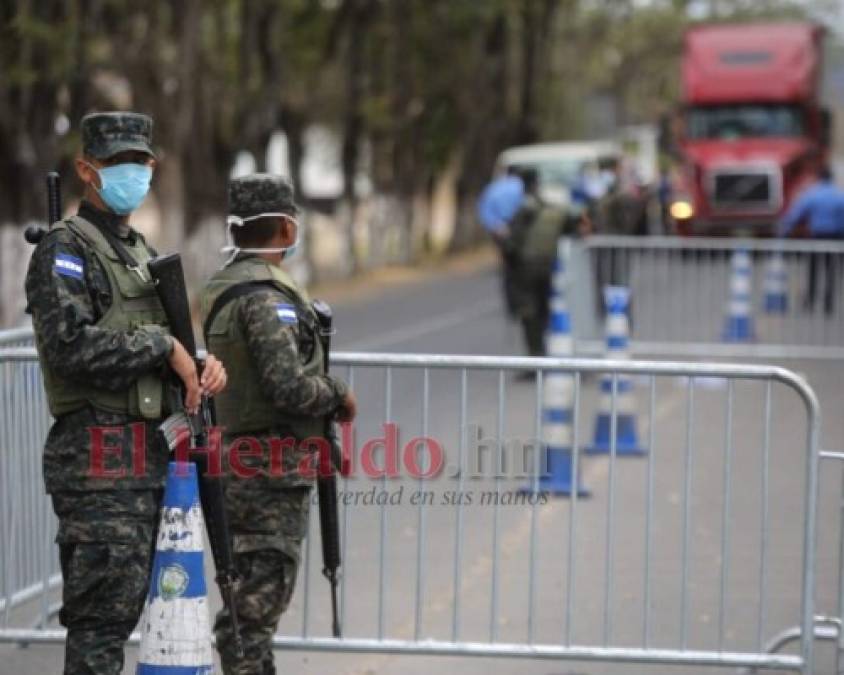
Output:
(201, 257), (325, 438)
(38, 216), (170, 419)
(522, 200), (565, 264)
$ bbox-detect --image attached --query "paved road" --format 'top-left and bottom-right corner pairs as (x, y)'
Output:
(1, 254), (842, 675)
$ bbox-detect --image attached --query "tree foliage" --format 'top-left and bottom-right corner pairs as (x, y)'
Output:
(0, 0), (823, 234)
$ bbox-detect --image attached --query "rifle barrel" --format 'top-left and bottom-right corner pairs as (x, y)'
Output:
(47, 172), (61, 224)
(26, 171), (62, 245)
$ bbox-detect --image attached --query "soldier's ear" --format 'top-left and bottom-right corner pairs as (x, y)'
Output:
(279, 217), (296, 246)
(75, 157), (101, 189)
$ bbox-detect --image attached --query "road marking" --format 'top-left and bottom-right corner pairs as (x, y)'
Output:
(343, 297), (502, 351)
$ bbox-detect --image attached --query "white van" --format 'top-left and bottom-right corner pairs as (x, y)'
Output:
(495, 140), (622, 207)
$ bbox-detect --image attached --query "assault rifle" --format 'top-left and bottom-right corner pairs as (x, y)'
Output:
(312, 299), (342, 638)
(148, 253), (243, 658)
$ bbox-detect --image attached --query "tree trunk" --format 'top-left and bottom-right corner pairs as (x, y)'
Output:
(518, 0), (540, 145)
(281, 106), (306, 195)
(429, 149), (463, 253)
(390, 0), (417, 263)
(340, 0), (372, 273)
(451, 10), (510, 252)
(153, 154), (186, 254)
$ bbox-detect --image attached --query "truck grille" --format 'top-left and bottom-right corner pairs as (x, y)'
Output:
(710, 170), (777, 210)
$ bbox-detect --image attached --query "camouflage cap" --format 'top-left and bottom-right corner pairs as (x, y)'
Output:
(228, 173), (300, 220)
(81, 111), (155, 160)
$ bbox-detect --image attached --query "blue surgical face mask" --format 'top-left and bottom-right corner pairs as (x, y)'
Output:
(283, 227), (301, 259)
(91, 162), (153, 215)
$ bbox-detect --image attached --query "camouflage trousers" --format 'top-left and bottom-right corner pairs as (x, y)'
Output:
(214, 485), (311, 675)
(51, 489), (161, 675)
(514, 262), (552, 357)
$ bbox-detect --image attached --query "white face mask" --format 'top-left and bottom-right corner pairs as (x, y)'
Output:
(221, 213), (301, 265)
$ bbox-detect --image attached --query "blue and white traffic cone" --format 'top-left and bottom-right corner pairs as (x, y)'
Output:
(546, 238), (573, 357)
(525, 238), (588, 496)
(763, 252), (788, 314)
(137, 462), (214, 675)
(722, 249), (755, 341)
(534, 372), (589, 496)
(588, 286), (645, 456)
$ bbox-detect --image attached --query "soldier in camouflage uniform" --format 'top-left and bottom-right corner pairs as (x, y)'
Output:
(510, 168), (570, 358)
(24, 112), (227, 675)
(201, 174), (356, 674)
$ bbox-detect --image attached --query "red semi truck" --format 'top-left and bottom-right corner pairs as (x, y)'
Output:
(668, 22), (833, 236)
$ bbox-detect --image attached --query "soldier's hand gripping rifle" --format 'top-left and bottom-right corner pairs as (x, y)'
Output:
(24, 172), (61, 245)
(147, 253), (244, 658)
(312, 300), (342, 638)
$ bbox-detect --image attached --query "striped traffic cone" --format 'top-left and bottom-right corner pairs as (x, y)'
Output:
(763, 252), (788, 314)
(535, 372), (590, 496)
(588, 286), (645, 456)
(526, 238), (588, 496)
(136, 462), (214, 675)
(546, 238), (573, 357)
(722, 249), (755, 341)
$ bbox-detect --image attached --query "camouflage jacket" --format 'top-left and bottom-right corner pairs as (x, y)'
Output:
(24, 201), (174, 493)
(214, 264), (348, 489)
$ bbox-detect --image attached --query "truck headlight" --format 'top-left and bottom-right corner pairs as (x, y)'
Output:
(669, 200), (694, 220)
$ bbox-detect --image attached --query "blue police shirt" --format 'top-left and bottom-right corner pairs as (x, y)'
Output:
(477, 175), (524, 233)
(779, 180), (844, 238)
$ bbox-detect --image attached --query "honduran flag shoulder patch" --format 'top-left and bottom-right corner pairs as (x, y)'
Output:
(276, 303), (298, 324)
(54, 254), (84, 280)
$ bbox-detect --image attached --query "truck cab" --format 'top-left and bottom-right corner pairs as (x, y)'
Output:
(669, 22), (832, 236)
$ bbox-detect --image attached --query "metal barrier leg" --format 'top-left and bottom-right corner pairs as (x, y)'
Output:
(752, 451), (844, 675)
(738, 617), (840, 675)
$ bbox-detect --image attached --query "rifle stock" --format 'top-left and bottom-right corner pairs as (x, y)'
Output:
(147, 254), (197, 355)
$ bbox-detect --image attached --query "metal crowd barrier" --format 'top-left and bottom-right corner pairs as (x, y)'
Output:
(0, 347), (831, 673)
(0, 348), (59, 630)
(570, 236), (844, 360)
(0, 326), (35, 348)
